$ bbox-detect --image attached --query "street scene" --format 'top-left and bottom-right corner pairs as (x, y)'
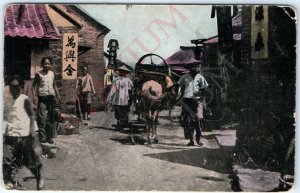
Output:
(2, 4), (296, 192)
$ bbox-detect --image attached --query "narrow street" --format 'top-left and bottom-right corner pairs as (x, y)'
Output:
(17, 108), (236, 191)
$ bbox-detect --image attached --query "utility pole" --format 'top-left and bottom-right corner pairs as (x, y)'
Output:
(211, 5), (233, 101)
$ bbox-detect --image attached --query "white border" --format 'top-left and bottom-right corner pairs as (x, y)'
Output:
(0, 1), (298, 193)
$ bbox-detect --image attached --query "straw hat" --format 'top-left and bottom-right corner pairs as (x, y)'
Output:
(117, 65), (131, 72)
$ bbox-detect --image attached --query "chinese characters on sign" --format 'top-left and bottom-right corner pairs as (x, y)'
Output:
(251, 6), (269, 59)
(62, 33), (78, 79)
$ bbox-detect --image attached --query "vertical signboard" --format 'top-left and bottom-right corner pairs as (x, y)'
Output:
(62, 33), (78, 79)
(251, 6), (269, 59)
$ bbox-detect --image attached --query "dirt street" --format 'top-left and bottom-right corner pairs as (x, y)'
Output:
(13, 108), (234, 191)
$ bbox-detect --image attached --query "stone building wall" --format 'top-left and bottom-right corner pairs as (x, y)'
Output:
(47, 5), (109, 108)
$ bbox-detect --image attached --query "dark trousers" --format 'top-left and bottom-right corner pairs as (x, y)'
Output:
(37, 96), (55, 142)
(78, 92), (92, 115)
(113, 105), (130, 129)
(180, 98), (203, 142)
(3, 136), (42, 184)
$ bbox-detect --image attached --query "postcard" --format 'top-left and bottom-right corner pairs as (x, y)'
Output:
(2, 4), (296, 191)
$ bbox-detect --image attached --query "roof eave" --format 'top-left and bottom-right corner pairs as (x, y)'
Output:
(48, 4), (83, 28)
(73, 5), (110, 34)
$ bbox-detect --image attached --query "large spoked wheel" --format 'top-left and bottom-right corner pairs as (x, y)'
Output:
(134, 53), (171, 119)
(136, 53), (168, 67)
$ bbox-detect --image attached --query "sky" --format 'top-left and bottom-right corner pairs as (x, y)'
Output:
(79, 4), (218, 66)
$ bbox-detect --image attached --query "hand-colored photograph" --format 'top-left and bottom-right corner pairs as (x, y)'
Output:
(2, 4), (296, 191)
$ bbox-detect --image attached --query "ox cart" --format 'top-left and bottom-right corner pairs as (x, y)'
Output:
(131, 53), (177, 144)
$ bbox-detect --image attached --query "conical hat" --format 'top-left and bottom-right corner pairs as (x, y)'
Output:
(117, 65), (131, 72)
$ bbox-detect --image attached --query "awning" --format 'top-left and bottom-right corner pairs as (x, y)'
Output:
(170, 66), (189, 73)
(4, 4), (60, 39)
(203, 33), (242, 44)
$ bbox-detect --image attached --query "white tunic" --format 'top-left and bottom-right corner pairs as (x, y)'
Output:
(6, 94), (31, 137)
(109, 77), (133, 106)
(37, 71), (55, 96)
(178, 73), (209, 99)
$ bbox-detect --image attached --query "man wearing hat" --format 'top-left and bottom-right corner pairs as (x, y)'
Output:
(178, 64), (208, 146)
(108, 65), (133, 131)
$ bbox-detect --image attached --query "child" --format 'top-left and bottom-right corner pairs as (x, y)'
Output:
(76, 66), (96, 120)
(3, 75), (44, 190)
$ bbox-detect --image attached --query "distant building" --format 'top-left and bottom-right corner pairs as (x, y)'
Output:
(164, 46), (201, 81)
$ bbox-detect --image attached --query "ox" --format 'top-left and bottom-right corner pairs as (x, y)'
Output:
(137, 73), (176, 144)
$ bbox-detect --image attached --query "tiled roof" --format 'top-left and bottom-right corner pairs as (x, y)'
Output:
(165, 47), (201, 65)
(4, 4), (60, 39)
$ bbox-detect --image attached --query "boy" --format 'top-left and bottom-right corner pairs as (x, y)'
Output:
(3, 75), (44, 190)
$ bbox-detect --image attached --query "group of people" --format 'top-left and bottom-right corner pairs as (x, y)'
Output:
(106, 64), (209, 147)
(3, 57), (208, 190)
(3, 57), (59, 190)
(3, 57), (99, 190)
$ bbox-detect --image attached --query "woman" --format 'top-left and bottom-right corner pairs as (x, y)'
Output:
(33, 57), (60, 144)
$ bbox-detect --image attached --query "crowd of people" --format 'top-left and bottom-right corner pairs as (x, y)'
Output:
(3, 56), (208, 190)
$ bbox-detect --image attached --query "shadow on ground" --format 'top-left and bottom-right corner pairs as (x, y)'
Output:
(110, 135), (147, 145)
(197, 176), (227, 182)
(143, 147), (233, 174)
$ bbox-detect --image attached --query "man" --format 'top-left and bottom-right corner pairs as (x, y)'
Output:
(108, 66), (133, 131)
(33, 57), (60, 144)
(76, 66), (96, 120)
(178, 65), (208, 146)
(3, 76), (44, 190)
(103, 64), (115, 101)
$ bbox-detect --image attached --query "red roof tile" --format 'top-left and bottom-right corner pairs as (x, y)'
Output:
(4, 4), (60, 39)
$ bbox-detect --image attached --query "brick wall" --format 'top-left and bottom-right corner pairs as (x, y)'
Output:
(48, 5), (109, 109)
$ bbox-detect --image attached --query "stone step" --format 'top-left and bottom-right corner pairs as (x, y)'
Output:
(232, 165), (281, 192)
